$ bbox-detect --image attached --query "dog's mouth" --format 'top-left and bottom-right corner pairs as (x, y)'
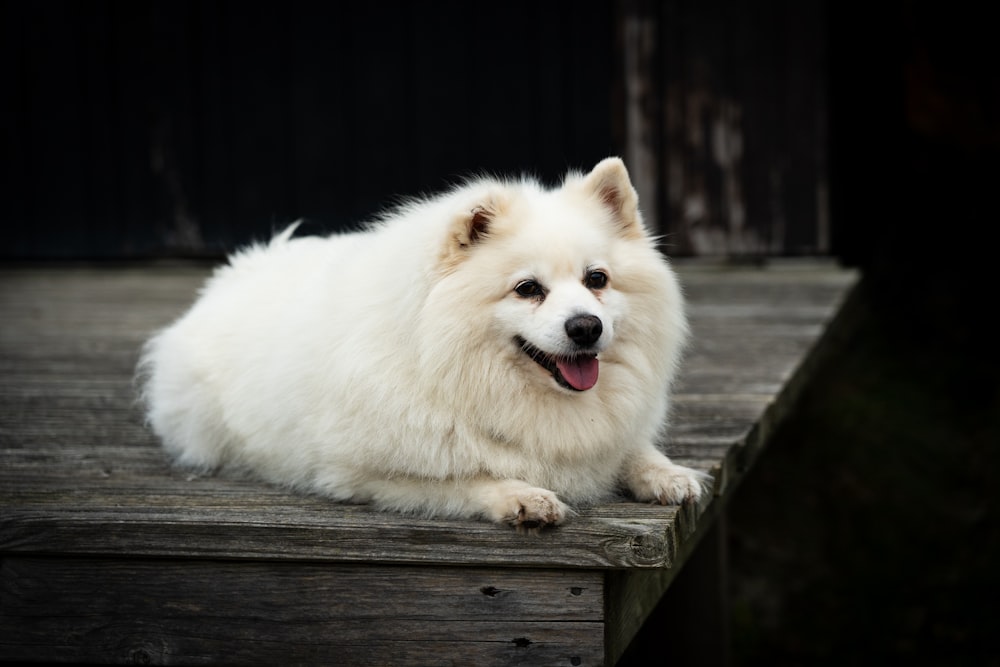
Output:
(515, 337), (599, 391)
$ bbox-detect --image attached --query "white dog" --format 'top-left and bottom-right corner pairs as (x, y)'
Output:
(139, 157), (708, 528)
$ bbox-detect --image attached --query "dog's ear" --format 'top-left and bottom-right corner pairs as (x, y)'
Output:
(582, 157), (644, 239)
(451, 191), (509, 248)
(455, 204), (493, 248)
(439, 194), (506, 272)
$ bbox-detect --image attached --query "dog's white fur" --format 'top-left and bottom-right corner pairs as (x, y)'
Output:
(138, 157), (708, 528)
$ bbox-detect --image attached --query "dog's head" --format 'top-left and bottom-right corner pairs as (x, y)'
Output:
(421, 157), (679, 395)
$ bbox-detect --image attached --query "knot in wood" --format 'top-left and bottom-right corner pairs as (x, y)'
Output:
(628, 531), (670, 566)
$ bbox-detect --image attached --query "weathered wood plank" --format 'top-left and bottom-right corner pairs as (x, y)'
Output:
(1, 557), (604, 666)
(0, 503), (688, 568)
(1, 557), (604, 620)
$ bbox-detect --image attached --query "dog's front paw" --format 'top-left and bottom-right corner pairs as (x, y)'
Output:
(487, 483), (569, 530)
(629, 462), (711, 506)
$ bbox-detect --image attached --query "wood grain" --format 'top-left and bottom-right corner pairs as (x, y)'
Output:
(2, 556), (605, 666)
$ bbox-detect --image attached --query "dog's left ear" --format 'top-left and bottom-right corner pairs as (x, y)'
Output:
(583, 157), (644, 239)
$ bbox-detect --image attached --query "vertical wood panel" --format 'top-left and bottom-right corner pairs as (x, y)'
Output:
(622, 0), (663, 232)
(408, 0), (474, 189)
(1, 1), (32, 256)
(15, 3), (92, 255)
(145, 1), (203, 255)
(649, 0), (828, 258)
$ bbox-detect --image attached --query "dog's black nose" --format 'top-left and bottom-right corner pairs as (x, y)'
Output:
(565, 314), (603, 347)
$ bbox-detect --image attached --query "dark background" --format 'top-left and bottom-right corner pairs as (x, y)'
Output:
(2, 0), (831, 260)
(725, 2), (1000, 664)
(2, 1), (998, 664)
(2, 0), (619, 258)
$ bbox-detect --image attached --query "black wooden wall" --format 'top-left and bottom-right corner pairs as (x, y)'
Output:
(2, 1), (617, 258)
(2, 0), (834, 260)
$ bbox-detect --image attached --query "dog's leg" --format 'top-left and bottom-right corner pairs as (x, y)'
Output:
(354, 477), (570, 529)
(620, 445), (711, 506)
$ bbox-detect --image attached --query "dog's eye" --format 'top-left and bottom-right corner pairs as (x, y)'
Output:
(514, 280), (545, 299)
(585, 270), (608, 290)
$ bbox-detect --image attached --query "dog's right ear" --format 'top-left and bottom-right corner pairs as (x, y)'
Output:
(451, 191), (509, 248)
(456, 204), (493, 249)
(439, 194), (506, 272)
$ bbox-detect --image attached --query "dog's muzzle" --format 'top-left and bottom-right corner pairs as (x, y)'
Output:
(516, 315), (602, 391)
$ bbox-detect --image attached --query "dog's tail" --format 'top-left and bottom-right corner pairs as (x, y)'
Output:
(271, 220), (303, 246)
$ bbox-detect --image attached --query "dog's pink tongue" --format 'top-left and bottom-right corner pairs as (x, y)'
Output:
(557, 356), (599, 391)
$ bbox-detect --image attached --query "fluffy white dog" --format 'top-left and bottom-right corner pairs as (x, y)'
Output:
(139, 157), (708, 528)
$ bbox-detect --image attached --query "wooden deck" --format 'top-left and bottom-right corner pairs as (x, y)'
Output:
(0, 260), (858, 666)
